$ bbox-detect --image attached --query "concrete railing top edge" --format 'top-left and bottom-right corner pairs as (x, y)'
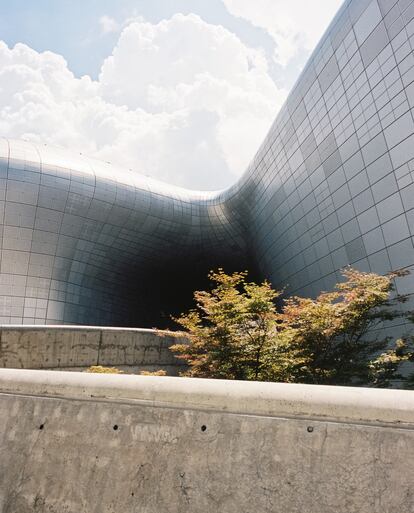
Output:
(0, 325), (178, 335)
(0, 368), (413, 426)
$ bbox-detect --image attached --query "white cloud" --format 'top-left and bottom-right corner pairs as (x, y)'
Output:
(99, 15), (120, 35)
(222, 0), (343, 66)
(0, 14), (287, 190)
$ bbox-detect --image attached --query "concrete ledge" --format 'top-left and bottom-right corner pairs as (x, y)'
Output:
(0, 368), (413, 426)
(0, 325), (186, 373)
(1, 369), (414, 512)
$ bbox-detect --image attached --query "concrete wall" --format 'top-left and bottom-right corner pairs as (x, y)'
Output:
(0, 326), (186, 375)
(0, 369), (413, 513)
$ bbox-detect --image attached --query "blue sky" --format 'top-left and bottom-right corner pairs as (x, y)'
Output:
(0, 0), (343, 189)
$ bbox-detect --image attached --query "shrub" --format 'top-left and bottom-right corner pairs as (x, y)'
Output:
(139, 369), (167, 376)
(85, 365), (123, 374)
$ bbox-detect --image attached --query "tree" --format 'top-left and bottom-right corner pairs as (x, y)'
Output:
(170, 269), (281, 380)
(170, 267), (414, 387)
(278, 268), (413, 386)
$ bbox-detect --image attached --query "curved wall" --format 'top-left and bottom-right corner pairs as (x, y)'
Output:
(0, 325), (187, 374)
(0, 139), (247, 326)
(1, 0), (414, 327)
(238, 0), (414, 310)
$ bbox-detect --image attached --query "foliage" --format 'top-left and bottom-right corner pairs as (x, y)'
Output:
(85, 366), (169, 376)
(171, 267), (414, 387)
(171, 269), (281, 380)
(277, 268), (413, 386)
(86, 365), (123, 374)
(140, 369), (167, 376)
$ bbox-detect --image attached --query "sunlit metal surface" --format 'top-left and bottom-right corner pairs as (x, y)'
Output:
(0, 138), (248, 326)
(1, 0), (414, 327)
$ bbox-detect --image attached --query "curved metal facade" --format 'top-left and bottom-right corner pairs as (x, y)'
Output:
(236, 0), (414, 301)
(1, 0), (414, 326)
(0, 139), (248, 326)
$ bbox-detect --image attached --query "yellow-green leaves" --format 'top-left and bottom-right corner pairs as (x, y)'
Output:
(170, 267), (414, 387)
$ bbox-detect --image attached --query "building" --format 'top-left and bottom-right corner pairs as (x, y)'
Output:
(0, 0), (414, 327)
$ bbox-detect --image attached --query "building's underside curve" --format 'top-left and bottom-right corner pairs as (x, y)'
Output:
(1, 0), (414, 327)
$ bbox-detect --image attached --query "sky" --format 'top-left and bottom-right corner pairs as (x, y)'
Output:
(0, 0), (344, 190)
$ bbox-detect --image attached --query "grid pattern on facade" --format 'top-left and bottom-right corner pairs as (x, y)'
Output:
(0, 139), (247, 325)
(237, 0), (414, 331)
(1, 0), (414, 327)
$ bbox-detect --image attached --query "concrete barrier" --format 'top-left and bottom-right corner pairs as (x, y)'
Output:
(0, 369), (413, 513)
(0, 325), (187, 374)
